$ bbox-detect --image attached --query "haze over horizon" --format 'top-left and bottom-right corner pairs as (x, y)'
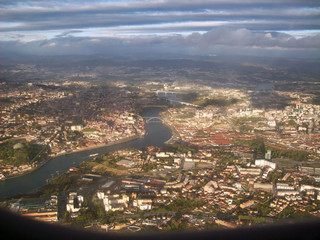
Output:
(0, 0), (320, 59)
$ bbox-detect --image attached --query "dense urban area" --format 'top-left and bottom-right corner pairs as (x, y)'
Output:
(1, 58), (320, 233)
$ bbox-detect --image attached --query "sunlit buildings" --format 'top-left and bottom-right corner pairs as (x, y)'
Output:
(66, 192), (84, 214)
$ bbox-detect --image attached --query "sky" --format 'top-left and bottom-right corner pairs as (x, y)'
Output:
(0, 0), (320, 58)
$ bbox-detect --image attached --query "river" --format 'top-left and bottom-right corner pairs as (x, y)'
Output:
(0, 108), (171, 200)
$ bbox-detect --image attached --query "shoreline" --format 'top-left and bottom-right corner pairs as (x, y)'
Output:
(1, 157), (51, 181)
(0, 106), (168, 183)
(158, 111), (180, 145)
(53, 134), (141, 157)
(163, 121), (181, 144)
(0, 134), (142, 182)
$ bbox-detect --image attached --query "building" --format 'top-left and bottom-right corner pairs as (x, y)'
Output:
(13, 142), (25, 150)
(203, 181), (218, 193)
(267, 118), (276, 128)
(265, 150), (272, 160)
(215, 220), (237, 229)
(66, 192), (84, 213)
(164, 174), (189, 189)
(240, 200), (255, 209)
(253, 183), (273, 192)
(18, 196), (58, 222)
(116, 159), (135, 168)
(277, 190), (299, 197)
(255, 159), (276, 169)
(100, 193), (129, 212)
(300, 166), (320, 176)
(300, 185), (320, 192)
(276, 183), (295, 191)
(133, 199), (153, 210)
(236, 165), (261, 176)
(71, 125), (83, 131)
(282, 173), (291, 181)
(156, 152), (170, 158)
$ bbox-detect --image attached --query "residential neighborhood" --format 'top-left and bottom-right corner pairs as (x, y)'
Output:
(1, 80), (320, 233)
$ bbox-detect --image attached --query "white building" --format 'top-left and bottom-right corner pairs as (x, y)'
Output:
(133, 199), (152, 210)
(267, 118), (276, 128)
(156, 152), (170, 158)
(203, 181), (218, 193)
(276, 183), (295, 191)
(277, 190), (299, 197)
(174, 158), (182, 166)
(102, 194), (129, 212)
(255, 159), (276, 169)
(300, 185), (320, 192)
(66, 192), (84, 213)
(184, 157), (194, 162)
(97, 191), (105, 200)
(236, 165), (261, 176)
(116, 159), (135, 168)
(71, 125), (83, 131)
(254, 183), (273, 192)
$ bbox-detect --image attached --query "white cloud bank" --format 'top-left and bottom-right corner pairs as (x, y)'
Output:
(1, 28), (319, 58)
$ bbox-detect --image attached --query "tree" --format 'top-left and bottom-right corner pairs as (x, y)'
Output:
(165, 220), (190, 231)
(0, 140), (46, 166)
(164, 143), (197, 154)
(64, 211), (71, 222)
(166, 197), (205, 212)
(76, 208), (96, 222)
(250, 138), (265, 154)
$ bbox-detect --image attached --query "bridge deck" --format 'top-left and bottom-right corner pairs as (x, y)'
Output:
(143, 117), (163, 123)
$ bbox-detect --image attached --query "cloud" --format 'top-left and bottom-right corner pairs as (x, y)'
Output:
(88, 39), (101, 43)
(1, 28), (319, 60)
(39, 39), (56, 47)
(5, 33), (24, 39)
(0, 2), (319, 59)
(39, 39), (49, 47)
(0, 0), (319, 35)
(55, 30), (82, 38)
(183, 28), (320, 51)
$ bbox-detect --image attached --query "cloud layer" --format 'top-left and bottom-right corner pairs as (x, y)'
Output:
(0, 1), (319, 58)
(1, 1), (319, 33)
(1, 28), (319, 58)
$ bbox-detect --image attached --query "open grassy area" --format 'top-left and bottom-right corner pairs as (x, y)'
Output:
(79, 154), (130, 176)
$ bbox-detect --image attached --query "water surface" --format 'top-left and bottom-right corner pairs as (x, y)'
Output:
(0, 108), (171, 200)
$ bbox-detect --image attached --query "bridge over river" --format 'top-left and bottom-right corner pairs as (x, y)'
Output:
(143, 117), (163, 123)
(0, 108), (172, 200)
(154, 91), (199, 107)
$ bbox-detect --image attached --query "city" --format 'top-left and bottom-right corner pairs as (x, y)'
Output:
(0, 0), (319, 238)
(1, 78), (320, 233)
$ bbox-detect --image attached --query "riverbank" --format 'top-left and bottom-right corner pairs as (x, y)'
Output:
(158, 111), (180, 145)
(53, 134), (141, 157)
(0, 107), (172, 200)
(0, 135), (142, 182)
(0, 157), (51, 182)
(163, 121), (181, 144)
